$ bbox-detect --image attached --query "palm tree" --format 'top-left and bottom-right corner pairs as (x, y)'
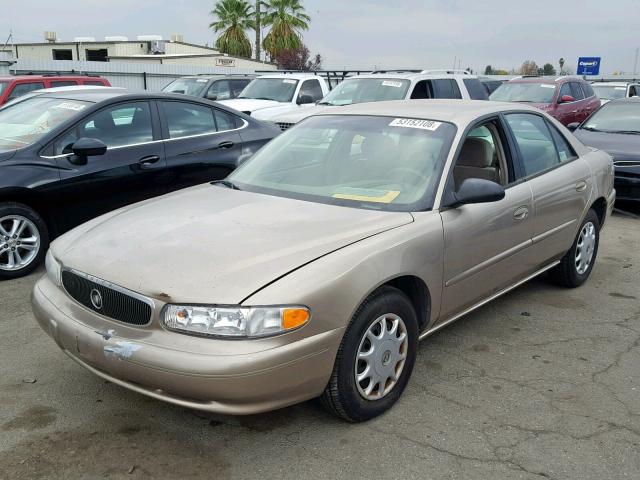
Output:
(210, 0), (254, 58)
(262, 0), (311, 59)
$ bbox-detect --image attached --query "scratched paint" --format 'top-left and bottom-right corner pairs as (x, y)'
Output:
(104, 341), (142, 360)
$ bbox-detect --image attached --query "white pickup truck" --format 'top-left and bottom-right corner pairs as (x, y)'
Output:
(270, 72), (489, 130)
(217, 73), (330, 121)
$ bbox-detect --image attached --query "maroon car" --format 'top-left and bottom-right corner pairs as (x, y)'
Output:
(490, 77), (600, 126)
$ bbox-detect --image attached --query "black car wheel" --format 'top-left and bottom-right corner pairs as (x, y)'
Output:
(321, 286), (419, 422)
(0, 203), (49, 280)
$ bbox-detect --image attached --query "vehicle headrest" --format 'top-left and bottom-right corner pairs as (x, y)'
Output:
(93, 112), (115, 131)
(458, 137), (494, 168)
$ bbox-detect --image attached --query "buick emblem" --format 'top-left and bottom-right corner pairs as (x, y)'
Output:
(90, 289), (104, 310)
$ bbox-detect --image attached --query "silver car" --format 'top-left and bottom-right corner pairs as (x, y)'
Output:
(33, 100), (615, 422)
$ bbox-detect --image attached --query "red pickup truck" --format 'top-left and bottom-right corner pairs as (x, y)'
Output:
(0, 75), (110, 106)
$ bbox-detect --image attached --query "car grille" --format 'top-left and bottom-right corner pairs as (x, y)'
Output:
(276, 122), (294, 131)
(62, 270), (153, 326)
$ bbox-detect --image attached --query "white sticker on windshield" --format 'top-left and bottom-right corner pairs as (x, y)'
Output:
(196, 79), (208, 83)
(389, 118), (441, 131)
(382, 81), (403, 88)
(540, 84), (556, 88)
(615, 87), (626, 90)
(54, 102), (86, 111)
(283, 79), (297, 84)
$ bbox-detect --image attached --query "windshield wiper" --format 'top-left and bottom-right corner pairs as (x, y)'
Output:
(581, 126), (600, 132)
(317, 101), (338, 106)
(211, 180), (241, 190)
(609, 130), (640, 135)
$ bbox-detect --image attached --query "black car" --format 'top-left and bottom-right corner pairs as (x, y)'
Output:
(0, 88), (280, 279)
(571, 98), (640, 203)
(162, 75), (256, 101)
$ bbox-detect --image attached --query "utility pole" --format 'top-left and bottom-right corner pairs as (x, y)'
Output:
(255, 0), (261, 61)
(634, 47), (639, 77)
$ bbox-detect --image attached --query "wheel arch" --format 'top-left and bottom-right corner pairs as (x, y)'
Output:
(381, 275), (431, 333)
(589, 196), (607, 228)
(0, 188), (56, 237)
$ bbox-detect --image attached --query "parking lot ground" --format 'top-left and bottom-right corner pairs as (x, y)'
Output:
(1, 213), (639, 480)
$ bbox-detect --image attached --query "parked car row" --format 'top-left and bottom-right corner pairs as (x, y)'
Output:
(0, 74), (110, 106)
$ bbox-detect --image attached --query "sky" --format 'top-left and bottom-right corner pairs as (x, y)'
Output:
(2, 0), (639, 75)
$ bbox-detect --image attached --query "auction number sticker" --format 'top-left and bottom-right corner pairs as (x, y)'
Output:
(196, 79), (209, 82)
(54, 103), (87, 111)
(540, 84), (556, 88)
(283, 79), (297, 84)
(389, 118), (441, 131)
(382, 81), (403, 88)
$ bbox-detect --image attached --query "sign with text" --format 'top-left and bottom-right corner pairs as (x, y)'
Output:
(577, 57), (601, 76)
(215, 57), (236, 68)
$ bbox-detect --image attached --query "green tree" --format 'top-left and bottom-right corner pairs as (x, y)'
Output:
(210, 0), (254, 58)
(542, 63), (556, 76)
(519, 60), (539, 76)
(262, 0), (311, 59)
(484, 65), (493, 75)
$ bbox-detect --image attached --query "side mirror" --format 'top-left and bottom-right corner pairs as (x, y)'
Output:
(567, 122), (580, 132)
(559, 95), (574, 104)
(447, 178), (505, 208)
(206, 92), (218, 101)
(297, 94), (315, 105)
(69, 138), (107, 165)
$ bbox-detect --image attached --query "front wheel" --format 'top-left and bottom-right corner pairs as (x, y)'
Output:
(549, 209), (600, 288)
(0, 203), (49, 280)
(321, 286), (419, 422)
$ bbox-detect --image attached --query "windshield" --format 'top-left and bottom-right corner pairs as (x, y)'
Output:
(229, 115), (456, 211)
(583, 102), (640, 133)
(319, 78), (410, 106)
(0, 97), (91, 153)
(490, 82), (556, 103)
(238, 78), (299, 103)
(0, 81), (8, 96)
(592, 85), (627, 101)
(162, 78), (210, 96)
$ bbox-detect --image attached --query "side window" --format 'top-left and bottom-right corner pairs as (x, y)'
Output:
(410, 80), (432, 99)
(50, 81), (78, 88)
(214, 109), (238, 131)
(207, 80), (233, 101)
(547, 121), (577, 163)
(163, 101), (216, 139)
(452, 120), (507, 190)
(432, 79), (462, 99)
(77, 102), (153, 148)
(581, 83), (595, 98)
(505, 113), (560, 177)
(299, 79), (324, 101)
(84, 80), (106, 86)
(54, 128), (80, 155)
(629, 86), (637, 97)
(8, 82), (45, 100)
(570, 82), (585, 100)
(231, 79), (250, 97)
(463, 79), (489, 100)
(559, 83), (572, 99)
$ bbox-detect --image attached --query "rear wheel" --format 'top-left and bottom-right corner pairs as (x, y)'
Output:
(0, 203), (49, 280)
(549, 209), (600, 288)
(321, 286), (418, 422)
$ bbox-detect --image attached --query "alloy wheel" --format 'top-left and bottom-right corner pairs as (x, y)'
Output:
(0, 215), (41, 272)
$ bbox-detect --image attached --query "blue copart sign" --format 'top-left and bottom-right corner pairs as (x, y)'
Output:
(577, 57), (601, 76)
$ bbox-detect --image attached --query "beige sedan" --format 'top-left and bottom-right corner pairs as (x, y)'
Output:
(33, 100), (615, 422)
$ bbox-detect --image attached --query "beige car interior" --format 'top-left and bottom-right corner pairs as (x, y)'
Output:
(453, 123), (507, 190)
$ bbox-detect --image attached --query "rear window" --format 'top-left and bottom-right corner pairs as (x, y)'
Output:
(463, 79), (489, 100)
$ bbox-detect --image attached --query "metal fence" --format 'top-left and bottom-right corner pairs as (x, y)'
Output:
(4, 59), (260, 91)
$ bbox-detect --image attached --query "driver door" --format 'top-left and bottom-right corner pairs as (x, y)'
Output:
(438, 118), (535, 322)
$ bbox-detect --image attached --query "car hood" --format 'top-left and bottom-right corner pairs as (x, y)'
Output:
(217, 98), (285, 114)
(574, 129), (640, 161)
(53, 184), (414, 304)
(0, 150), (16, 162)
(270, 105), (336, 124)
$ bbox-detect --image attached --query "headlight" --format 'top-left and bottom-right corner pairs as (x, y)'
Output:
(45, 250), (62, 286)
(162, 305), (310, 338)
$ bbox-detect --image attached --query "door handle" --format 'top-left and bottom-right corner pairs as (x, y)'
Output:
(575, 181), (587, 192)
(138, 155), (161, 168)
(217, 141), (234, 149)
(513, 206), (529, 221)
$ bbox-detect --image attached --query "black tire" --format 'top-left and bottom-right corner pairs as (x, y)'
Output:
(321, 286), (419, 422)
(548, 209), (600, 288)
(0, 202), (49, 280)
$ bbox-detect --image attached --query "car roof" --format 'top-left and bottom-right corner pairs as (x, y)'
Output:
(591, 81), (636, 87)
(313, 99), (541, 125)
(341, 73), (480, 81)
(256, 73), (325, 80)
(606, 96), (640, 104)
(13, 88), (239, 103)
(176, 74), (256, 80)
(509, 76), (583, 84)
(0, 75), (104, 81)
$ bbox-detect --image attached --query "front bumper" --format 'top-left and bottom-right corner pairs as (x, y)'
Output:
(614, 173), (640, 202)
(32, 275), (343, 415)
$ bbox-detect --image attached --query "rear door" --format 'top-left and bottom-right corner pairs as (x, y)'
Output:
(503, 112), (591, 267)
(49, 100), (167, 231)
(159, 99), (243, 191)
